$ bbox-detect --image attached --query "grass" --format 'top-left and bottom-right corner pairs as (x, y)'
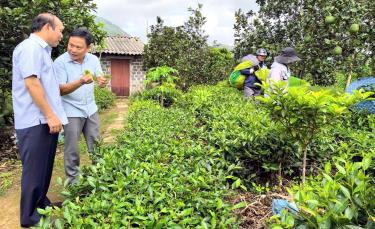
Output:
(100, 98), (120, 122)
(100, 111), (118, 133)
(0, 160), (20, 196)
(0, 172), (13, 196)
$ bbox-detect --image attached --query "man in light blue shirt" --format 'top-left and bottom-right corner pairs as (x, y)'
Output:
(12, 13), (67, 227)
(54, 28), (106, 184)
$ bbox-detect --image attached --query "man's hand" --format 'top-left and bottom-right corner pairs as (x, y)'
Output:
(60, 73), (93, 95)
(46, 113), (62, 134)
(97, 76), (107, 88)
(80, 73), (93, 85)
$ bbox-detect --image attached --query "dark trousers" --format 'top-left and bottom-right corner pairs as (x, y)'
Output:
(16, 124), (58, 227)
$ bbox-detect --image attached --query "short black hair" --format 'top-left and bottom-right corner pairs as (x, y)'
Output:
(69, 27), (93, 46)
(31, 13), (56, 32)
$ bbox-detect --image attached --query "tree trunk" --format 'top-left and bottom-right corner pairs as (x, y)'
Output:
(345, 53), (356, 89)
(302, 142), (308, 187)
(160, 94), (164, 107)
(278, 162), (283, 187)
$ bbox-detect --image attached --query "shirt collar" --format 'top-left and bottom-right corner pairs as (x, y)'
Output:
(29, 33), (51, 50)
(67, 53), (88, 64)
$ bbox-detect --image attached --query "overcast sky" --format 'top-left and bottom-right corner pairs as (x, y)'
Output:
(92, 0), (258, 46)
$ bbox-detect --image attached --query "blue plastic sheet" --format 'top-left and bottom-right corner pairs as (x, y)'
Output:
(271, 199), (298, 216)
(346, 76), (375, 114)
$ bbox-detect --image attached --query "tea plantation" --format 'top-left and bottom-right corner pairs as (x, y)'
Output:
(38, 83), (374, 228)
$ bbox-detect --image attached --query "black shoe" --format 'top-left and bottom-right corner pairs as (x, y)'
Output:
(51, 201), (63, 208)
(38, 197), (52, 209)
(21, 223), (38, 228)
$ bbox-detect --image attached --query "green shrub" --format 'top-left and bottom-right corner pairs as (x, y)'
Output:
(258, 82), (369, 184)
(134, 86), (183, 108)
(0, 89), (12, 127)
(94, 86), (115, 111)
(269, 151), (375, 228)
(38, 83), (375, 228)
(139, 66), (182, 107)
(38, 100), (243, 228)
(177, 85), (300, 185)
(177, 84), (373, 188)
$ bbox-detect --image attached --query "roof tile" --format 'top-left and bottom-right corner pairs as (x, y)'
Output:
(92, 36), (144, 55)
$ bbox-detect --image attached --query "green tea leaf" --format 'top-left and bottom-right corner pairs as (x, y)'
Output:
(335, 163), (346, 175)
(362, 157), (372, 170)
(339, 185), (351, 199)
(344, 207), (355, 220)
(54, 219), (64, 229)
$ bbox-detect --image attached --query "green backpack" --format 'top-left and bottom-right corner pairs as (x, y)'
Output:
(229, 61), (270, 89)
(229, 61), (254, 89)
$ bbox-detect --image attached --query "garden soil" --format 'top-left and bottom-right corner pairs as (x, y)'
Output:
(230, 191), (290, 229)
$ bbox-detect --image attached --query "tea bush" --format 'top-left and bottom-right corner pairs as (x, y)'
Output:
(134, 86), (183, 108)
(269, 151), (375, 228)
(177, 85), (291, 183)
(177, 85), (366, 186)
(39, 100), (243, 228)
(94, 86), (115, 111)
(39, 83), (375, 228)
(135, 66), (183, 107)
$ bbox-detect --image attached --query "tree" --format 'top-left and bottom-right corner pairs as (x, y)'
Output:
(143, 17), (187, 73)
(258, 82), (370, 185)
(144, 66), (180, 107)
(144, 4), (234, 89)
(0, 0), (107, 127)
(234, 0), (373, 86)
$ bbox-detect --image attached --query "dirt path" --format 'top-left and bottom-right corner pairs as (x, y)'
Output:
(0, 98), (129, 228)
(102, 98), (129, 142)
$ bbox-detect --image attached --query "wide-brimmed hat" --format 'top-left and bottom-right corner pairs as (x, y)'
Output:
(275, 47), (301, 64)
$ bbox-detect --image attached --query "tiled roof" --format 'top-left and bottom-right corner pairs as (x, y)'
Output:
(92, 36), (144, 55)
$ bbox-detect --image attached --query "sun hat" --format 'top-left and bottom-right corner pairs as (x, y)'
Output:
(275, 47), (301, 64)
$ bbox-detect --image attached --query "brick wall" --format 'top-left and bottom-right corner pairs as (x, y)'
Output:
(100, 57), (111, 75)
(130, 56), (146, 95)
(98, 57), (111, 90)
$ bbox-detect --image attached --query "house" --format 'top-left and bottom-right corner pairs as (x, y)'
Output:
(92, 36), (145, 96)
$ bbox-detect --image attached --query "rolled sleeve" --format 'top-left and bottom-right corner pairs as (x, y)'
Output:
(18, 45), (42, 79)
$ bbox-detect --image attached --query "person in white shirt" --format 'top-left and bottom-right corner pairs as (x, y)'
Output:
(267, 47), (301, 87)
